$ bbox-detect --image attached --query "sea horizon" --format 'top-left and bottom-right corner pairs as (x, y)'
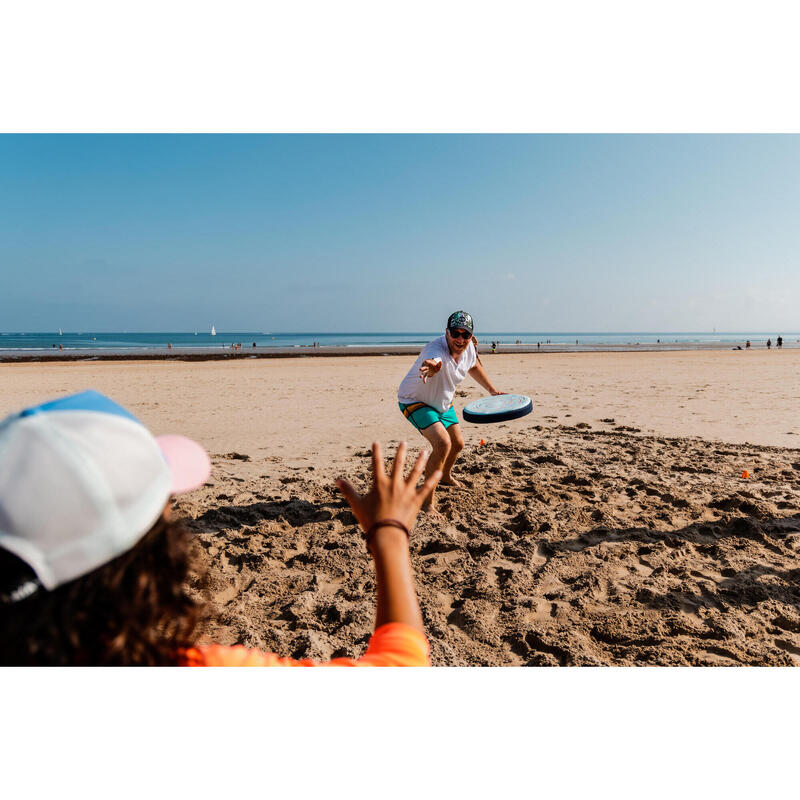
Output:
(1, 330), (797, 354)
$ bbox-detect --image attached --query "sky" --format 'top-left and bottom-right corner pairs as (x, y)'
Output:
(1, 134), (799, 333)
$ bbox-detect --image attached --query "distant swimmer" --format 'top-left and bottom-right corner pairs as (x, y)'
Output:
(397, 311), (503, 516)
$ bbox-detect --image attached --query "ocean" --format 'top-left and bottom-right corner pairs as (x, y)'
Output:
(0, 331), (796, 353)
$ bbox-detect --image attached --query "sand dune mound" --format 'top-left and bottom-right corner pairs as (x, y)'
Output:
(177, 427), (800, 666)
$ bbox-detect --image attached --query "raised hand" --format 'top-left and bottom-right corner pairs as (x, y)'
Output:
(419, 358), (443, 383)
(336, 442), (442, 536)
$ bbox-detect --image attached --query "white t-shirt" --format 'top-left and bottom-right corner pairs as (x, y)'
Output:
(397, 335), (477, 413)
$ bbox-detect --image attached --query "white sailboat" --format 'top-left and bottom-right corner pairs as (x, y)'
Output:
(59, 328), (62, 336)
(211, 325), (216, 336)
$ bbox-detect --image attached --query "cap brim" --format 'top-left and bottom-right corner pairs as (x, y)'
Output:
(156, 434), (211, 495)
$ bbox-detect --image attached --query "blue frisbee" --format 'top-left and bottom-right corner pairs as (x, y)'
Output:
(462, 394), (533, 424)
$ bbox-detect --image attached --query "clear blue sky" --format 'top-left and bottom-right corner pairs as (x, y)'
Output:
(1, 134), (798, 332)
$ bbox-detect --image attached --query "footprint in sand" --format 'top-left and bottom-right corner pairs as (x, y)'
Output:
(530, 542), (550, 568)
(421, 550), (463, 574)
(774, 639), (800, 661)
(702, 646), (743, 665)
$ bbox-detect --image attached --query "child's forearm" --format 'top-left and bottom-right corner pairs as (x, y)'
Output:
(370, 527), (424, 635)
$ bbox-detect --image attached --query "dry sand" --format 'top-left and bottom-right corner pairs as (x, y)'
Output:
(2, 349), (800, 665)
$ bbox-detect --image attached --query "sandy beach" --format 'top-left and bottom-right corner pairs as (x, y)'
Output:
(3, 349), (800, 665)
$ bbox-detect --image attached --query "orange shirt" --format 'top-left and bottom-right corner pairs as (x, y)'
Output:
(180, 623), (430, 667)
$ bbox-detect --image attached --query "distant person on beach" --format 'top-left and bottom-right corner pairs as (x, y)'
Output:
(491, 341), (497, 354)
(777, 336), (783, 348)
(397, 311), (503, 516)
(767, 338), (772, 349)
(746, 340), (751, 348)
(0, 391), (436, 666)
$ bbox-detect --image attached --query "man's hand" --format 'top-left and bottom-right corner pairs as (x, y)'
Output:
(419, 358), (443, 383)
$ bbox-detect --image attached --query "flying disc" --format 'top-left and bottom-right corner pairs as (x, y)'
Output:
(462, 394), (533, 424)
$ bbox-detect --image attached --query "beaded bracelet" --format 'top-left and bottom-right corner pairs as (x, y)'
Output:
(364, 519), (410, 549)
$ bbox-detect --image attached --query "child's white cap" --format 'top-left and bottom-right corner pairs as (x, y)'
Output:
(0, 390), (211, 592)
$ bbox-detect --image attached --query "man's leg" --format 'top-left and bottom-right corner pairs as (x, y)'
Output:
(419, 421), (451, 514)
(441, 423), (465, 487)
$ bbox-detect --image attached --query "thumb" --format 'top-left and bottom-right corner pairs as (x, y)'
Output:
(335, 478), (361, 509)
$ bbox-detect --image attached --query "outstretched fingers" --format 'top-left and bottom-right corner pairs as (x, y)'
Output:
(417, 469), (443, 502)
(371, 442), (386, 484)
(406, 448), (430, 487)
(335, 477), (369, 531)
(340, 443), (441, 536)
(335, 477), (359, 508)
(390, 441), (408, 481)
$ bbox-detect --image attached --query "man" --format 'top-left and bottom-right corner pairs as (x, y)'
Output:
(397, 311), (503, 515)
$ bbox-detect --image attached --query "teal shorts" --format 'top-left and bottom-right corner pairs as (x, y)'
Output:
(398, 402), (459, 431)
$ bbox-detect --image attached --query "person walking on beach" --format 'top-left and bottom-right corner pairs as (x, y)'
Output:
(0, 391), (437, 666)
(777, 335), (783, 348)
(767, 338), (772, 349)
(397, 311), (503, 516)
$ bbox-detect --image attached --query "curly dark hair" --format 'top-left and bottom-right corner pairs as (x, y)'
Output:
(0, 515), (203, 666)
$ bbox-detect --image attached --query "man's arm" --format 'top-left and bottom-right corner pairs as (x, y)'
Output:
(468, 361), (502, 395)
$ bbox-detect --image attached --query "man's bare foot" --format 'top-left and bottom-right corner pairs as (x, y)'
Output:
(421, 499), (445, 519)
(440, 476), (464, 488)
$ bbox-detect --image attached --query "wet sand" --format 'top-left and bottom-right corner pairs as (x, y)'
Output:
(2, 350), (799, 665)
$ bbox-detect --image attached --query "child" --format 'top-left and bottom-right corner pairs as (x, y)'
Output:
(0, 391), (439, 666)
